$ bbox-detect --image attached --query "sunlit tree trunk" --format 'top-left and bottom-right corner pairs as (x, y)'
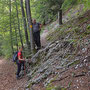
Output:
(9, 0), (14, 54)
(25, 0), (35, 55)
(20, 0), (30, 50)
(25, 0), (31, 35)
(15, 0), (24, 49)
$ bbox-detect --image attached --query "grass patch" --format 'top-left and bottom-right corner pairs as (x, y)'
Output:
(69, 60), (80, 67)
(46, 84), (67, 90)
(87, 24), (90, 30)
(46, 83), (56, 90)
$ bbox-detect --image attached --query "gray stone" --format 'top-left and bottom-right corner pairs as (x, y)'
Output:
(25, 80), (32, 88)
(31, 70), (52, 84)
(44, 69), (52, 77)
(32, 75), (43, 84)
(55, 41), (59, 44)
(82, 48), (87, 53)
(75, 65), (79, 69)
(56, 66), (63, 70)
(31, 42), (52, 64)
(27, 71), (33, 79)
(79, 64), (83, 68)
(45, 50), (52, 59)
(49, 43), (56, 48)
(37, 66), (48, 73)
(25, 88), (29, 90)
(44, 77), (54, 87)
(84, 59), (87, 63)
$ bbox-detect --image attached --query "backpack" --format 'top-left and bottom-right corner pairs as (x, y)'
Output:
(13, 51), (18, 62)
(38, 23), (41, 31)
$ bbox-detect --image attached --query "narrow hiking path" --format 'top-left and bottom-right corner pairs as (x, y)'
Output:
(0, 29), (49, 90)
(0, 31), (48, 90)
(41, 4), (85, 47)
(41, 29), (49, 47)
(0, 57), (28, 90)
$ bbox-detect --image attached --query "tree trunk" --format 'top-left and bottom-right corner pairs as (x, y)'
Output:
(15, 0), (24, 49)
(15, 27), (18, 51)
(25, 0), (31, 36)
(13, 21), (18, 51)
(25, 0), (35, 55)
(9, 0), (14, 54)
(58, 9), (62, 25)
(20, 0), (30, 50)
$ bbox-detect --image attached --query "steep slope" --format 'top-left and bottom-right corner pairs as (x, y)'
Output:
(26, 10), (90, 90)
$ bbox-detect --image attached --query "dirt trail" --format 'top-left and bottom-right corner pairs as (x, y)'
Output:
(41, 29), (49, 47)
(0, 57), (28, 90)
(0, 28), (49, 90)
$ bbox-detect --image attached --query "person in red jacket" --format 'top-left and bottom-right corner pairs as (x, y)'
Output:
(16, 47), (25, 79)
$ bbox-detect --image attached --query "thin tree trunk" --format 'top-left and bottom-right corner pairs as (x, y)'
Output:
(58, 0), (63, 25)
(25, 0), (35, 54)
(58, 9), (62, 25)
(9, 0), (14, 54)
(15, 27), (18, 51)
(15, 0), (24, 49)
(13, 21), (18, 51)
(20, 0), (30, 50)
(25, 0), (29, 35)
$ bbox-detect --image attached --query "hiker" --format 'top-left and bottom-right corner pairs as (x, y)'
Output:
(16, 47), (25, 79)
(33, 19), (42, 50)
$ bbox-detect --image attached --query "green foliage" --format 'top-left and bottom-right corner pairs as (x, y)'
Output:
(69, 60), (80, 66)
(2, 37), (12, 58)
(0, 0), (89, 58)
(46, 84), (66, 90)
(62, 0), (90, 11)
(62, 0), (78, 10)
(31, 0), (64, 24)
(46, 83), (56, 90)
(0, 0), (26, 58)
(87, 24), (90, 30)
(83, 0), (90, 10)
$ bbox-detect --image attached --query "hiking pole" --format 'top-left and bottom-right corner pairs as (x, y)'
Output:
(24, 58), (31, 75)
(24, 59), (26, 76)
(24, 58), (29, 76)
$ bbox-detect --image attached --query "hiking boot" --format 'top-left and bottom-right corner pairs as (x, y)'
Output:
(20, 70), (25, 77)
(16, 75), (21, 80)
(37, 47), (41, 51)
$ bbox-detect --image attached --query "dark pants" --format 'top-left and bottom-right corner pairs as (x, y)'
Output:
(33, 31), (41, 48)
(16, 61), (25, 76)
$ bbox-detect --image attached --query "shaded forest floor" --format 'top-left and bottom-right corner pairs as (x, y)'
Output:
(0, 57), (28, 90)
